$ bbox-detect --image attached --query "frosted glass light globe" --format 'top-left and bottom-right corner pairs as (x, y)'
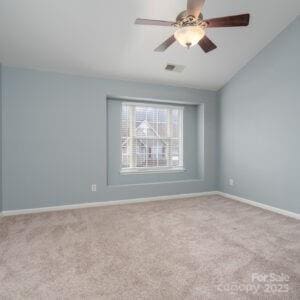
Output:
(174, 26), (205, 48)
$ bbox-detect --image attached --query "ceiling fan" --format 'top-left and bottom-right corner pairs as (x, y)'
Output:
(134, 0), (250, 53)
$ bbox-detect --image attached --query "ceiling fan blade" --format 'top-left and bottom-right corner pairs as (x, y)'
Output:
(204, 14), (250, 28)
(154, 35), (176, 52)
(198, 36), (217, 53)
(187, 0), (206, 18)
(135, 18), (174, 26)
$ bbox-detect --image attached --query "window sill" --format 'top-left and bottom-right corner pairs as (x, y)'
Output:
(120, 167), (186, 175)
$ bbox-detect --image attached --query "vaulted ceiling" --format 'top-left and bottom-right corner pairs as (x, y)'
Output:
(0, 0), (299, 90)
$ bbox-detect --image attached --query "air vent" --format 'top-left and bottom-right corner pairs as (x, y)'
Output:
(165, 64), (185, 73)
(165, 64), (176, 71)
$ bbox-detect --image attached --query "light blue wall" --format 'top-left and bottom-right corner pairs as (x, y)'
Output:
(2, 66), (218, 211)
(107, 99), (201, 185)
(0, 64), (2, 212)
(219, 17), (300, 213)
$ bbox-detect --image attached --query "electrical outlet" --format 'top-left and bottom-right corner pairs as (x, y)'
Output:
(91, 184), (97, 192)
(229, 178), (234, 186)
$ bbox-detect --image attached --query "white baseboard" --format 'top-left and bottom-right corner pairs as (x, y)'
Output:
(216, 192), (300, 220)
(1, 191), (299, 220)
(1, 191), (217, 217)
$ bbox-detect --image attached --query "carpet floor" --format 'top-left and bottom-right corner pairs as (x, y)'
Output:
(0, 195), (299, 299)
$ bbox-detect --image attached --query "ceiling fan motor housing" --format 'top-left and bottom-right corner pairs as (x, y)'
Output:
(174, 10), (207, 31)
(176, 10), (203, 22)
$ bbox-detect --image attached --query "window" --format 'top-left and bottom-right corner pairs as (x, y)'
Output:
(121, 102), (184, 173)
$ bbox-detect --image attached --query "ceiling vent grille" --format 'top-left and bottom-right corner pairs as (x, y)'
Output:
(165, 64), (185, 73)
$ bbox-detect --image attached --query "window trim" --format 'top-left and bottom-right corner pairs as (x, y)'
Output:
(120, 101), (184, 174)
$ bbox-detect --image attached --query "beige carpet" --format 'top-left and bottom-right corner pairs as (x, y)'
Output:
(0, 195), (299, 299)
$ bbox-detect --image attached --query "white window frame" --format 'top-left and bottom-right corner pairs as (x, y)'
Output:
(120, 101), (185, 175)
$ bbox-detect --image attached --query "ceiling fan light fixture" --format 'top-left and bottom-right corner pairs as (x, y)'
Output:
(174, 26), (205, 48)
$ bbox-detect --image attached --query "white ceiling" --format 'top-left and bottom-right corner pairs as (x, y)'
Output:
(0, 0), (299, 91)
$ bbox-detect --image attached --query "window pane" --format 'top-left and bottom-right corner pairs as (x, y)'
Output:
(172, 122), (179, 138)
(158, 109), (167, 122)
(136, 107), (146, 122)
(148, 108), (158, 137)
(171, 139), (180, 167)
(171, 109), (180, 138)
(158, 142), (167, 166)
(136, 138), (146, 167)
(136, 120), (147, 137)
(172, 109), (178, 123)
(146, 107), (155, 122)
(157, 122), (167, 137)
(121, 105), (129, 138)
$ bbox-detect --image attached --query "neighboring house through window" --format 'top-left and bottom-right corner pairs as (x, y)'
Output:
(121, 102), (184, 173)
